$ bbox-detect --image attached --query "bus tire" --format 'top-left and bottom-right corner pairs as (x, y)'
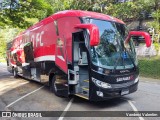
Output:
(13, 68), (18, 78)
(50, 75), (59, 96)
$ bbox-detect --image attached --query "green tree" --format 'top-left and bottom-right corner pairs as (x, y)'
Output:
(0, 27), (23, 58)
(0, 0), (53, 28)
(105, 1), (140, 21)
(0, 34), (6, 58)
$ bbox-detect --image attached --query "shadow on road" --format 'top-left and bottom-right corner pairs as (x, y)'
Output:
(72, 96), (128, 109)
(0, 72), (131, 111)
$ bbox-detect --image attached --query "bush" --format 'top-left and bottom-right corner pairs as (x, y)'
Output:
(138, 56), (160, 79)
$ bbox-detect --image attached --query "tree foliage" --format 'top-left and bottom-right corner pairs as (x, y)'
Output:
(0, 0), (53, 28)
(0, 27), (23, 58)
(0, 0), (159, 28)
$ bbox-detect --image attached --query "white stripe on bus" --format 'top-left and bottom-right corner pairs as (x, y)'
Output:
(34, 55), (55, 62)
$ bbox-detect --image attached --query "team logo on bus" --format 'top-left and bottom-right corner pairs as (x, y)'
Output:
(116, 76), (130, 82)
(116, 75), (134, 82)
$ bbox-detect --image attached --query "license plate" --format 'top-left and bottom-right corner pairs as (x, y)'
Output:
(121, 89), (129, 95)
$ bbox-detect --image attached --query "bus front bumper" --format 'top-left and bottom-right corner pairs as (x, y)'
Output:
(89, 81), (138, 101)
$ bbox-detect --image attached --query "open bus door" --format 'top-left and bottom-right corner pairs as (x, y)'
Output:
(23, 42), (34, 79)
(23, 42), (34, 63)
(6, 50), (12, 73)
(72, 31), (90, 100)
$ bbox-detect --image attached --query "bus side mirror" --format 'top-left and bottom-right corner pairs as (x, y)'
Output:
(125, 31), (151, 47)
(75, 24), (100, 46)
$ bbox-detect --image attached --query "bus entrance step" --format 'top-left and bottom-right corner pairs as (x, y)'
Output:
(81, 86), (89, 91)
(82, 80), (89, 86)
(81, 86), (89, 95)
(83, 79), (89, 83)
(75, 93), (89, 100)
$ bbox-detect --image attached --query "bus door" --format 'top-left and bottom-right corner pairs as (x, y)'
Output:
(72, 31), (89, 99)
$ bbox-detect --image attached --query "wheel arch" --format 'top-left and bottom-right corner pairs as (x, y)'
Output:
(48, 69), (56, 87)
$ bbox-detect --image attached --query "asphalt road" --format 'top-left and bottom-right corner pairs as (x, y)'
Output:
(0, 63), (160, 120)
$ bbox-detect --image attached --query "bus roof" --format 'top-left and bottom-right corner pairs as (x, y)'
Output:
(20, 10), (125, 36)
(52, 10), (124, 24)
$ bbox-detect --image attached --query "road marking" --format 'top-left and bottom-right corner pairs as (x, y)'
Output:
(127, 99), (144, 120)
(5, 85), (44, 108)
(58, 98), (74, 120)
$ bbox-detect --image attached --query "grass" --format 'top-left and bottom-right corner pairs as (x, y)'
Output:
(138, 56), (160, 79)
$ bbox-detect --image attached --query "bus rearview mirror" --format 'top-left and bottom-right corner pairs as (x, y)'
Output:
(75, 24), (100, 46)
(125, 31), (151, 47)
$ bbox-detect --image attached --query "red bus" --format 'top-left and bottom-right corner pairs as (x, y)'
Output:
(6, 10), (151, 101)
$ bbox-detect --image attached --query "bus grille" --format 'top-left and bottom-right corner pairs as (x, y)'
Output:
(111, 81), (135, 88)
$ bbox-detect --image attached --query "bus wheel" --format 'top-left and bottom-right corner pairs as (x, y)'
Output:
(50, 75), (59, 96)
(13, 68), (18, 78)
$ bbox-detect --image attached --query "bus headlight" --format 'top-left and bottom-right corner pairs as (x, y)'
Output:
(92, 78), (112, 88)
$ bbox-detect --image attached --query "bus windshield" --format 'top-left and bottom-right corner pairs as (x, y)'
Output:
(88, 19), (137, 70)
